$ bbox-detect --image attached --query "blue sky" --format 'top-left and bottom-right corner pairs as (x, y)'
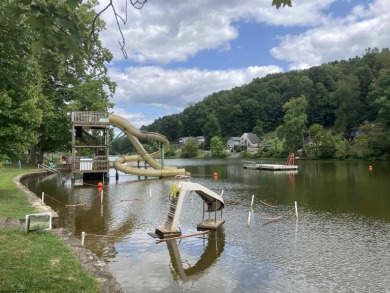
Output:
(96, 0), (390, 129)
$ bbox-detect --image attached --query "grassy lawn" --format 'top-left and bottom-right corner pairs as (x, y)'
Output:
(0, 165), (38, 218)
(0, 164), (98, 292)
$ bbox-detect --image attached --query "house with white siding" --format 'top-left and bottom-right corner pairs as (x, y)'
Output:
(240, 133), (261, 148)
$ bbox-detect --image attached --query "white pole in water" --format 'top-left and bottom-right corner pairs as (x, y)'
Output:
(295, 201), (298, 218)
(220, 190), (224, 197)
(101, 190), (103, 204)
(150, 188), (152, 199)
(251, 194), (254, 208)
(41, 192), (45, 203)
(81, 231), (85, 246)
(247, 211), (251, 226)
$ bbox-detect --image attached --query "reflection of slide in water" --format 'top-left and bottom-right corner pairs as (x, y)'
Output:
(108, 114), (188, 177)
(166, 228), (225, 282)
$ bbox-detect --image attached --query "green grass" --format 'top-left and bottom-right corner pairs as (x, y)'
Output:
(0, 164), (99, 292)
(0, 230), (98, 292)
(0, 165), (38, 218)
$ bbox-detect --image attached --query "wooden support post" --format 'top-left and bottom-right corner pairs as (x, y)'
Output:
(214, 199), (217, 223)
(202, 198), (205, 222)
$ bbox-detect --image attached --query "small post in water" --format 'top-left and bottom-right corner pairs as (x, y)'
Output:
(101, 190), (103, 204)
(247, 211), (251, 226)
(81, 231), (85, 246)
(41, 192), (45, 203)
(251, 194), (254, 208)
(295, 201), (298, 218)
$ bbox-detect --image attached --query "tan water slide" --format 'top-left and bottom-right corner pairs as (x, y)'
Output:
(108, 114), (188, 177)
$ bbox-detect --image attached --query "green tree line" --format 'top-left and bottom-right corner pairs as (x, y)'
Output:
(0, 0), (115, 165)
(143, 48), (390, 159)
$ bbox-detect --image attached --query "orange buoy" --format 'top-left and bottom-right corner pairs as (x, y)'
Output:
(213, 172), (218, 180)
(97, 182), (103, 187)
(369, 165), (373, 171)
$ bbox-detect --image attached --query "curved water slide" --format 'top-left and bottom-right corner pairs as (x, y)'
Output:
(108, 114), (188, 177)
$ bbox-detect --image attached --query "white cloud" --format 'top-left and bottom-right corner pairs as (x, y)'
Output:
(97, 0), (336, 64)
(108, 65), (283, 108)
(92, 0), (390, 127)
(270, 0), (390, 69)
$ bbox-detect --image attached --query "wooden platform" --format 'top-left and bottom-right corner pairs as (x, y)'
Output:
(155, 227), (181, 238)
(243, 163), (298, 171)
(197, 219), (225, 230)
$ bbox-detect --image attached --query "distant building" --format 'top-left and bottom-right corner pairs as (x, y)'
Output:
(226, 137), (241, 150)
(179, 136), (205, 145)
(241, 133), (261, 148)
(195, 136), (205, 144)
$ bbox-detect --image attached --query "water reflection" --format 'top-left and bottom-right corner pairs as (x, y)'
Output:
(167, 228), (225, 283)
(21, 159), (390, 292)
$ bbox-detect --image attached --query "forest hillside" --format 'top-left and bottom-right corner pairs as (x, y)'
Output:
(138, 48), (390, 159)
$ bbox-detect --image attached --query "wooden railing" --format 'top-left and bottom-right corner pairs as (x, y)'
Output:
(37, 164), (59, 173)
(71, 111), (109, 124)
(72, 159), (109, 173)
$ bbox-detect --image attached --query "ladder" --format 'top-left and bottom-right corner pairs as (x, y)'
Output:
(164, 197), (178, 230)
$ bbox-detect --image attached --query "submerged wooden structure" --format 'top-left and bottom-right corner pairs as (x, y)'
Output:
(156, 177), (225, 238)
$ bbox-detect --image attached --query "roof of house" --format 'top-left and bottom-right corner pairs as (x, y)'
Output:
(228, 137), (241, 141)
(243, 133), (260, 144)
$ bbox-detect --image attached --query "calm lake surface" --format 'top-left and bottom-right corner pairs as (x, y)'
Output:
(22, 159), (390, 292)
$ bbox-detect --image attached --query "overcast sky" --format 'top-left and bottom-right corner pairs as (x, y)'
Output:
(96, 0), (390, 128)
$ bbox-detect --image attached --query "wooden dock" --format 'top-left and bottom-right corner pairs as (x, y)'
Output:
(243, 163), (298, 171)
(243, 153), (298, 171)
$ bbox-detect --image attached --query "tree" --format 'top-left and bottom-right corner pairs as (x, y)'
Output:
(333, 75), (361, 132)
(217, 104), (244, 137)
(30, 0), (115, 163)
(203, 113), (221, 149)
(350, 122), (389, 159)
(369, 68), (390, 128)
(335, 140), (349, 160)
(0, 1), (115, 164)
(0, 1), (44, 162)
(182, 104), (208, 137)
(210, 136), (228, 158)
(306, 124), (335, 159)
(252, 120), (264, 138)
(272, 0), (292, 8)
(10, 0), (87, 54)
(144, 114), (183, 142)
(277, 96), (308, 154)
(180, 138), (198, 158)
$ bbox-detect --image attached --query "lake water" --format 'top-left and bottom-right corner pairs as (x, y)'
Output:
(22, 159), (390, 292)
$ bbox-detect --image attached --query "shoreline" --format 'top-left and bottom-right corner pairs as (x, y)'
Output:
(14, 171), (123, 293)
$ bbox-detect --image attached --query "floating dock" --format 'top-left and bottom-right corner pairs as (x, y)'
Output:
(243, 163), (298, 171)
(243, 153), (298, 171)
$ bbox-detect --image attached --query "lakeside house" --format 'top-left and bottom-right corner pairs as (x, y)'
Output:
(240, 133), (261, 148)
(226, 137), (241, 152)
